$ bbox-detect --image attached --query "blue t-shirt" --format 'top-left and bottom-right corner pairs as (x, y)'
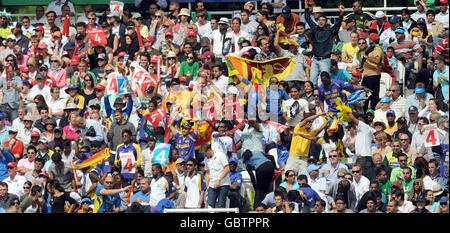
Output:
(277, 145), (290, 164)
(93, 185), (121, 213)
(318, 79), (354, 112)
(131, 190), (151, 204)
(244, 152), (270, 170)
(175, 132), (197, 161)
(433, 66), (449, 101)
(229, 171), (243, 192)
(330, 69), (351, 82)
(266, 88), (291, 115)
(298, 187), (322, 209)
(280, 181), (300, 191)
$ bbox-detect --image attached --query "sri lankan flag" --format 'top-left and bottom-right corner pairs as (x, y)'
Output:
(72, 148), (111, 171)
(225, 55), (296, 87)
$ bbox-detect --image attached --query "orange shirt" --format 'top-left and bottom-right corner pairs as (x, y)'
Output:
(276, 13), (301, 34)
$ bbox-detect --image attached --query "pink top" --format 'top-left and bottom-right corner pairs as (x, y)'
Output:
(17, 158), (35, 170)
(48, 68), (67, 88)
(63, 124), (79, 141)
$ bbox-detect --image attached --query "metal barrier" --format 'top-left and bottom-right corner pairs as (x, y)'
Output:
(7, 5), (419, 23)
(164, 208), (239, 213)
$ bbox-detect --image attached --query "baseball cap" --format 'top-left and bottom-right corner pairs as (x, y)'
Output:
(34, 26), (44, 31)
(70, 57), (79, 66)
(228, 157), (238, 164)
(282, 6), (291, 18)
(35, 74), (45, 80)
(227, 86), (239, 95)
(38, 43), (48, 49)
(417, 18), (426, 24)
(63, 41), (76, 50)
(408, 105), (418, 113)
(0, 112), (6, 120)
(143, 36), (154, 44)
(126, 21), (135, 28)
(395, 27), (405, 34)
(38, 172), (49, 178)
(440, 196), (449, 204)
(181, 122), (191, 129)
(389, 15), (401, 24)
(369, 33), (380, 42)
(81, 197), (92, 204)
(39, 137), (49, 144)
(366, 109), (375, 115)
(165, 31), (174, 37)
(307, 164), (321, 174)
(375, 11), (385, 19)
(441, 0), (448, 4)
(98, 53), (107, 60)
(176, 158), (186, 164)
(95, 84), (106, 90)
(386, 110), (396, 116)
(7, 162), (17, 168)
(114, 97), (125, 105)
(415, 87), (425, 93)
(147, 135), (157, 142)
(187, 30), (197, 37)
(132, 12), (142, 19)
(75, 33), (85, 40)
(200, 51), (214, 60)
(20, 67), (29, 73)
(397, 117), (407, 124)
(237, 37), (246, 44)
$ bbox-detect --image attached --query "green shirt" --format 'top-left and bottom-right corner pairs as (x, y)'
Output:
(402, 179), (414, 196)
(390, 165), (416, 183)
(379, 179), (392, 196)
(70, 71), (98, 89)
(178, 61), (199, 84)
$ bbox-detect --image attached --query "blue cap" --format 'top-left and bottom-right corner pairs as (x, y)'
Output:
(22, 79), (33, 87)
(415, 87), (425, 93)
(380, 97), (391, 103)
(307, 164), (321, 174)
(440, 196), (449, 204)
(386, 110), (396, 116)
(65, 84), (79, 94)
(417, 18), (426, 24)
(228, 157), (238, 164)
(0, 112), (6, 120)
(416, 195), (427, 203)
(98, 53), (107, 60)
(81, 197), (92, 204)
(63, 41), (76, 50)
(395, 27), (405, 34)
(389, 15), (400, 23)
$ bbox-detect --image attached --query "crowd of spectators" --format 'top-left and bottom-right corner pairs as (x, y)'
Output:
(0, 0), (448, 213)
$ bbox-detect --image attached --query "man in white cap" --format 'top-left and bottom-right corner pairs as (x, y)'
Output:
(372, 11), (390, 35)
(210, 17), (233, 61)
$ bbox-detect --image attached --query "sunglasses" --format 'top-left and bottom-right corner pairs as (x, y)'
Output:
(168, 57), (176, 60)
(105, 69), (113, 73)
(358, 42), (366, 45)
(6, 59), (15, 62)
(187, 56), (194, 59)
(23, 186), (30, 189)
(352, 170), (361, 173)
(88, 17), (96, 20)
(155, 15), (162, 18)
(105, 181), (114, 184)
(329, 155), (338, 158)
(51, 60), (59, 63)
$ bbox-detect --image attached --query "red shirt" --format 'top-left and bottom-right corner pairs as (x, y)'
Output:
(3, 140), (24, 159)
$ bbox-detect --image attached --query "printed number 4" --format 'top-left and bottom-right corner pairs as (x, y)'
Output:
(426, 130), (437, 145)
(155, 151), (166, 164)
(123, 158), (133, 172)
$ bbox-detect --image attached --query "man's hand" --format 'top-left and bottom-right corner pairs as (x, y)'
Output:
(214, 180), (220, 189)
(338, 4), (345, 15)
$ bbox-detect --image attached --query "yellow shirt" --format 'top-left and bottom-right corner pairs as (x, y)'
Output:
(290, 125), (317, 157)
(342, 42), (359, 60)
(384, 123), (398, 136)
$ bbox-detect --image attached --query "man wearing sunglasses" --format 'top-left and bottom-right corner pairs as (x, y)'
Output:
(93, 174), (131, 213)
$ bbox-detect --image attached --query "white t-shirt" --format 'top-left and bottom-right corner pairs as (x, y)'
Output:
(48, 98), (67, 116)
(195, 21), (212, 38)
(184, 172), (205, 208)
(353, 175), (370, 202)
(205, 151), (231, 188)
(282, 98), (309, 127)
(141, 147), (154, 177)
(355, 121), (373, 157)
(211, 29), (233, 57)
(3, 175), (27, 197)
(211, 132), (233, 156)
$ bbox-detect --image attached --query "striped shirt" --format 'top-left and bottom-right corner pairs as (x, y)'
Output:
(390, 39), (423, 60)
(433, 37), (449, 61)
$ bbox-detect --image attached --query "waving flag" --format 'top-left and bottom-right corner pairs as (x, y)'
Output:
(72, 148), (111, 171)
(225, 55), (296, 86)
(266, 121), (289, 133)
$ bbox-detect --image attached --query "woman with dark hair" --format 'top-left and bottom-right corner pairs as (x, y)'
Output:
(300, 81), (315, 103)
(31, 94), (48, 121)
(256, 10), (276, 37)
(49, 180), (78, 213)
(80, 72), (96, 107)
(411, 21), (433, 58)
(279, 170), (299, 192)
(414, 157), (429, 179)
(251, 23), (271, 47)
(401, 8), (418, 34)
(177, 52), (199, 84)
(18, 185), (46, 213)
